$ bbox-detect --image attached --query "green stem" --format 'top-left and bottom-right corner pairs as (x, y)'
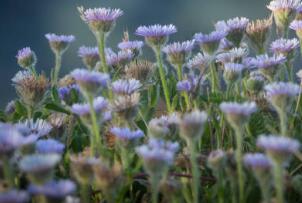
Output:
(52, 52), (62, 87)
(151, 175), (160, 203)
(97, 31), (109, 73)
(29, 65), (37, 78)
(217, 170), (224, 203)
(3, 158), (14, 187)
(295, 89), (302, 114)
(87, 95), (101, 155)
(155, 47), (172, 113)
(258, 177), (271, 203)
(210, 62), (219, 93)
(176, 63), (182, 80)
(278, 110), (287, 136)
(80, 184), (91, 203)
(189, 141), (200, 203)
(272, 160), (284, 203)
(235, 127), (244, 203)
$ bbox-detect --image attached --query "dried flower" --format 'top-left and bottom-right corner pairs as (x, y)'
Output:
(148, 113), (180, 138)
(79, 7), (123, 33)
(125, 60), (154, 82)
(111, 78), (142, 95)
(16, 47), (37, 69)
(194, 31), (227, 54)
(45, 33), (75, 54)
(135, 24), (177, 47)
(78, 46), (99, 69)
(163, 40), (195, 65)
(36, 139), (65, 154)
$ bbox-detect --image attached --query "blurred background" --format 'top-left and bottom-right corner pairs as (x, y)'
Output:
(0, 0), (269, 107)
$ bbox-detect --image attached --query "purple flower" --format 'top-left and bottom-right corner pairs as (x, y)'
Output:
(0, 123), (25, 156)
(36, 139), (65, 154)
(118, 40), (144, 50)
(176, 75), (203, 93)
(110, 127), (144, 142)
(220, 101), (257, 116)
(216, 47), (248, 64)
(0, 190), (29, 203)
(267, 0), (300, 11)
(290, 20), (302, 38)
(218, 38), (234, 51)
(112, 78), (142, 95)
(135, 24), (177, 46)
(16, 119), (53, 138)
(28, 180), (76, 199)
(162, 40), (195, 65)
(106, 49), (133, 67)
(245, 54), (286, 69)
(78, 46), (99, 69)
(265, 82), (300, 99)
(270, 38), (299, 56)
(257, 134), (300, 157)
(187, 52), (211, 73)
(148, 113), (180, 137)
(224, 63), (245, 72)
(58, 84), (79, 104)
(45, 34), (75, 53)
(71, 96), (108, 116)
(243, 153), (271, 170)
(194, 31), (226, 53)
(19, 153), (61, 173)
(16, 47), (36, 68)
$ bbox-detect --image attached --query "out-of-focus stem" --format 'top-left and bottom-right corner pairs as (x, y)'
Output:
(97, 31), (109, 73)
(272, 160), (284, 203)
(52, 52), (62, 87)
(189, 141), (200, 203)
(235, 126), (244, 203)
(210, 62), (219, 93)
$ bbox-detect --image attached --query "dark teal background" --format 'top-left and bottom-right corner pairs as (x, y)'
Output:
(0, 0), (269, 107)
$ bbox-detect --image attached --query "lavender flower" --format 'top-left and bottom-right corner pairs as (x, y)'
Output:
(135, 24), (177, 47)
(0, 190), (29, 203)
(220, 101), (257, 128)
(148, 113), (180, 138)
(194, 31), (227, 54)
(36, 139), (65, 154)
(79, 7), (123, 33)
(136, 138), (179, 174)
(110, 127), (144, 145)
(71, 96), (108, 117)
(187, 52), (211, 74)
(223, 63), (245, 83)
(270, 38), (299, 58)
(112, 78), (142, 95)
(58, 84), (79, 105)
(218, 38), (234, 51)
(118, 40), (144, 57)
(246, 71), (266, 94)
(16, 119), (53, 138)
(244, 153), (271, 170)
(78, 46), (99, 69)
(45, 33), (75, 54)
(111, 93), (140, 120)
(257, 134), (300, 162)
(245, 54), (286, 81)
(176, 75), (203, 96)
(162, 40), (195, 65)
(70, 69), (110, 94)
(216, 47), (248, 64)
(16, 47), (37, 68)
(215, 17), (249, 46)
(105, 49), (133, 68)
(290, 20), (302, 39)
(28, 180), (76, 201)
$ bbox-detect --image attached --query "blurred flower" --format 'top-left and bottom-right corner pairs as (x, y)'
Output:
(163, 40), (195, 65)
(5, 100), (16, 115)
(223, 62), (245, 83)
(110, 127), (144, 145)
(207, 150), (226, 171)
(58, 84), (79, 105)
(79, 7), (123, 33)
(297, 69), (302, 82)
(218, 38), (234, 51)
(135, 24), (177, 47)
(187, 52), (211, 74)
(16, 47), (37, 69)
(118, 40), (144, 57)
(0, 190), (29, 203)
(111, 78), (142, 95)
(246, 71), (266, 94)
(148, 113), (180, 138)
(28, 180), (76, 203)
(244, 153), (271, 171)
(70, 69), (109, 95)
(270, 38), (299, 59)
(105, 49), (133, 68)
(216, 47), (248, 64)
(45, 33), (75, 54)
(194, 31), (226, 54)
(246, 17), (273, 53)
(71, 96), (108, 118)
(176, 75), (204, 97)
(78, 46), (99, 69)
(12, 71), (49, 107)
(36, 139), (65, 154)
(16, 119), (53, 138)
(125, 60), (154, 83)
(111, 93), (140, 120)
(290, 20), (302, 39)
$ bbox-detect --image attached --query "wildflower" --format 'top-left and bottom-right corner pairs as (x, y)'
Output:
(216, 47), (248, 64)
(267, 0), (300, 36)
(0, 190), (29, 203)
(19, 153), (61, 184)
(110, 127), (144, 145)
(5, 100), (16, 115)
(187, 52), (211, 74)
(28, 180), (76, 202)
(207, 150), (226, 171)
(105, 49), (133, 68)
(246, 17), (273, 53)
(111, 93), (140, 120)
(194, 31), (227, 54)
(223, 63), (245, 83)
(245, 54), (286, 81)
(16, 47), (37, 69)
(12, 71), (49, 107)
(220, 101), (257, 129)
(246, 71), (266, 94)
(16, 119), (53, 138)
(36, 139), (65, 154)
(148, 113), (180, 138)
(290, 20), (302, 38)
(136, 138), (179, 175)
(179, 110), (208, 142)
(270, 38), (299, 59)
(70, 69), (110, 95)
(135, 24), (177, 47)
(163, 40), (195, 65)
(257, 134), (300, 163)
(118, 40), (144, 57)
(125, 60), (154, 82)
(79, 7), (123, 33)
(218, 38), (234, 51)
(45, 33), (75, 54)
(176, 75), (204, 98)
(215, 17), (249, 46)
(78, 46), (99, 69)
(58, 84), (80, 105)
(244, 153), (271, 171)
(111, 78), (142, 95)
(71, 96), (108, 117)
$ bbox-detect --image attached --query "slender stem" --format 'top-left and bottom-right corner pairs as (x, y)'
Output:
(235, 127), (244, 203)
(155, 47), (172, 112)
(258, 177), (271, 203)
(80, 184), (91, 203)
(210, 62), (219, 93)
(217, 170), (224, 203)
(176, 63), (182, 80)
(87, 95), (101, 155)
(272, 160), (284, 203)
(29, 65), (37, 78)
(189, 141), (200, 203)
(151, 175), (160, 203)
(278, 110), (287, 136)
(3, 157), (14, 187)
(295, 87), (302, 114)
(176, 63), (190, 110)
(97, 31), (109, 73)
(52, 52), (62, 87)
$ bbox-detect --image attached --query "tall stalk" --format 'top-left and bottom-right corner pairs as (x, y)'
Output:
(52, 52), (62, 86)
(234, 127), (244, 203)
(97, 31), (109, 73)
(272, 160), (284, 203)
(87, 95), (101, 155)
(189, 141), (200, 203)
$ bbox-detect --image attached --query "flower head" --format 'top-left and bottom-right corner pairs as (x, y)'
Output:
(70, 69), (110, 94)
(194, 31), (227, 54)
(290, 20), (302, 38)
(79, 7), (123, 33)
(105, 49), (133, 68)
(112, 78), (142, 95)
(207, 150), (226, 171)
(45, 33), (75, 54)
(16, 119), (53, 138)
(111, 93), (140, 120)
(36, 139), (65, 154)
(71, 96), (108, 117)
(118, 40), (144, 57)
(163, 40), (195, 65)
(270, 38), (299, 58)
(110, 127), (144, 145)
(78, 46), (99, 69)
(187, 53), (211, 74)
(125, 60), (154, 82)
(246, 71), (266, 94)
(148, 113), (180, 138)
(0, 190), (29, 203)
(58, 84), (79, 105)
(244, 153), (271, 170)
(216, 47), (248, 64)
(135, 24), (177, 47)
(176, 75), (203, 96)
(16, 47), (37, 68)
(223, 63), (245, 83)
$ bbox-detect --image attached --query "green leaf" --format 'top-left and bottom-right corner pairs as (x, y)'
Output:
(45, 102), (70, 114)
(51, 87), (60, 103)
